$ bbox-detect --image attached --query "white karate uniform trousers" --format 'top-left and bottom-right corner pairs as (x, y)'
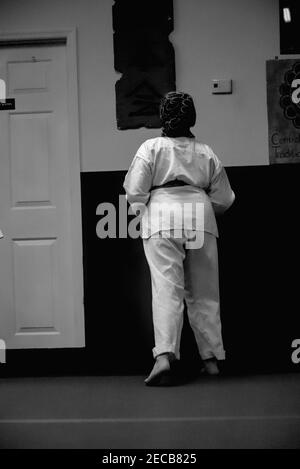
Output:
(143, 230), (225, 362)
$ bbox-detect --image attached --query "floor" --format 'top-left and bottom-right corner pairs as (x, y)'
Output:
(0, 372), (299, 448)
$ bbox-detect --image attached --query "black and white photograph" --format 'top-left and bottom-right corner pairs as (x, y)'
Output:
(0, 0), (299, 456)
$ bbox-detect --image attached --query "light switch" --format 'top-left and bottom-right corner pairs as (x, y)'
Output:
(212, 79), (232, 94)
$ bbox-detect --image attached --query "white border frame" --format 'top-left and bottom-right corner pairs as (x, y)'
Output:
(0, 29), (85, 347)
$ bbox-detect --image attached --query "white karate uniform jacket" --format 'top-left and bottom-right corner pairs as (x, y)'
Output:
(123, 137), (235, 238)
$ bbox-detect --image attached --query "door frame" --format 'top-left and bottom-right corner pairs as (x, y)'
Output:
(0, 29), (85, 347)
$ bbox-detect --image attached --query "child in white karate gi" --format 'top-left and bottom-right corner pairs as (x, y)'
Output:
(123, 91), (235, 385)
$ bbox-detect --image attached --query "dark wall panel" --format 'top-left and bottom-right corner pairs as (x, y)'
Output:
(113, 0), (176, 129)
(2, 164), (300, 377)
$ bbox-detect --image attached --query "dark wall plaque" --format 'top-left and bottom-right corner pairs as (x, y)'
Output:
(0, 98), (15, 110)
(113, 0), (176, 130)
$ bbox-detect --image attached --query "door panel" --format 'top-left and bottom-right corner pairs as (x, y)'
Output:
(10, 112), (51, 204)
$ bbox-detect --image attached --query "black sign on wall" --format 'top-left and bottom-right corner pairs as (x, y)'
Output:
(112, 0), (176, 130)
(0, 99), (15, 111)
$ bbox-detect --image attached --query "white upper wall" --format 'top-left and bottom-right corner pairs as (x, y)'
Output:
(0, 0), (279, 170)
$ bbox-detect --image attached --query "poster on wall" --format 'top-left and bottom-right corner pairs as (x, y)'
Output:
(113, 0), (176, 130)
(266, 59), (300, 164)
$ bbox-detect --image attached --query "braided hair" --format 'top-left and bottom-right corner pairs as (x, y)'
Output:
(160, 91), (196, 138)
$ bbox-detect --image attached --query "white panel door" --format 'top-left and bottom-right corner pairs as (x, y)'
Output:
(0, 44), (85, 348)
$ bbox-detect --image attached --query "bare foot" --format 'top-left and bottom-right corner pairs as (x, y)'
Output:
(144, 354), (171, 385)
(201, 358), (220, 376)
